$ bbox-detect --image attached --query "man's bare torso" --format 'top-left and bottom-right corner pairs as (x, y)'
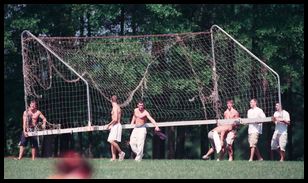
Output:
(133, 108), (148, 126)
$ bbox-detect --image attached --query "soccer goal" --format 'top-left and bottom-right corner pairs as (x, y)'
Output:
(21, 25), (280, 137)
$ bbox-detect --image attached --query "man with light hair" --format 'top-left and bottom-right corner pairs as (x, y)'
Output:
(271, 103), (290, 162)
(247, 98), (265, 162)
(129, 101), (160, 161)
(202, 121), (240, 161)
(106, 95), (125, 161)
(220, 99), (240, 161)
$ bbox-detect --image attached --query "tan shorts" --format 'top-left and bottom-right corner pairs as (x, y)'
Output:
(226, 131), (236, 145)
(271, 132), (288, 151)
(248, 133), (260, 147)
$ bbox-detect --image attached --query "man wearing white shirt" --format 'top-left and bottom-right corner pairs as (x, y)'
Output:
(247, 98), (266, 161)
(271, 103), (290, 162)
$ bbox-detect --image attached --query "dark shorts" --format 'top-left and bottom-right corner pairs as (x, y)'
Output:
(18, 128), (38, 148)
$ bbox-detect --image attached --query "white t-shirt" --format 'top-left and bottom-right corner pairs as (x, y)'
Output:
(273, 110), (290, 134)
(247, 107), (266, 134)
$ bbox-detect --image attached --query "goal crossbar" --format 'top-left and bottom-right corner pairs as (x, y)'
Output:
(27, 117), (272, 136)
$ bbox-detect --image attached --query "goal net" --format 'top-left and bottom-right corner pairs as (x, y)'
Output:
(21, 25), (280, 136)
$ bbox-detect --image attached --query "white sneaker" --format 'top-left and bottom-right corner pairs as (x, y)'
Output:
(118, 152), (125, 161)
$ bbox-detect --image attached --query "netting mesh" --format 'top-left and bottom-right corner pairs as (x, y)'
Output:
(21, 25), (279, 132)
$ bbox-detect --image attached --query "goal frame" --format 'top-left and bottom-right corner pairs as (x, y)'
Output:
(22, 25), (281, 137)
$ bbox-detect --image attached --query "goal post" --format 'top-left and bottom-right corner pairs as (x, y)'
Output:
(27, 117), (273, 136)
(21, 25), (280, 137)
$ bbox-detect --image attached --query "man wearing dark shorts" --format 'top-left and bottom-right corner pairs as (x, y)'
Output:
(16, 100), (47, 160)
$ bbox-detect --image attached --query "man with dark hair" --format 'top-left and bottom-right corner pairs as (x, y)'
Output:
(129, 101), (160, 161)
(16, 100), (47, 160)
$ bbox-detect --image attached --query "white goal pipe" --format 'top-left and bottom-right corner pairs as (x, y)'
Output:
(27, 117), (272, 136)
(210, 25), (281, 106)
(21, 31), (92, 126)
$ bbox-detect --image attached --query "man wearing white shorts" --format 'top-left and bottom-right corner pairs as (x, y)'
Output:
(129, 101), (160, 161)
(202, 122), (240, 161)
(271, 103), (290, 162)
(247, 98), (266, 162)
(106, 95), (125, 161)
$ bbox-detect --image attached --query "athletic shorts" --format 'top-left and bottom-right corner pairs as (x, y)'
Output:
(18, 128), (38, 148)
(271, 131), (287, 151)
(225, 131), (236, 145)
(107, 123), (122, 142)
(248, 133), (260, 147)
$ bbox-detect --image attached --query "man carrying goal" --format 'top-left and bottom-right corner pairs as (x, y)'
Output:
(202, 100), (240, 161)
(129, 101), (160, 161)
(105, 95), (125, 161)
(270, 103), (290, 162)
(16, 100), (47, 160)
(219, 100), (240, 161)
(247, 98), (265, 162)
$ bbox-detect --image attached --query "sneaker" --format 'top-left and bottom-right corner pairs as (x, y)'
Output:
(248, 159), (253, 162)
(258, 158), (264, 161)
(216, 158), (220, 161)
(118, 152), (125, 161)
(202, 155), (210, 160)
(110, 159), (116, 162)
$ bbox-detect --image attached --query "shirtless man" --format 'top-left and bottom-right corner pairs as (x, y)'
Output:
(16, 100), (47, 160)
(129, 101), (160, 161)
(105, 95), (125, 161)
(219, 100), (240, 161)
(202, 121), (239, 161)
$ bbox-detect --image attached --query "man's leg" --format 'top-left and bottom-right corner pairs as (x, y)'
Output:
(227, 144), (233, 161)
(249, 147), (255, 161)
(135, 129), (146, 161)
(129, 129), (138, 155)
(202, 147), (214, 160)
(202, 131), (215, 160)
(270, 132), (279, 160)
(279, 150), (286, 161)
(279, 133), (287, 162)
(110, 141), (122, 153)
(31, 148), (36, 160)
(110, 143), (116, 160)
(18, 146), (25, 160)
(255, 147), (263, 160)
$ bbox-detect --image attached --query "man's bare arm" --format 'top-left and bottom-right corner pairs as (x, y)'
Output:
(146, 112), (160, 131)
(235, 111), (240, 118)
(22, 112), (27, 136)
(39, 111), (47, 128)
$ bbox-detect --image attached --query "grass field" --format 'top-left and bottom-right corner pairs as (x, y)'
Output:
(4, 158), (304, 179)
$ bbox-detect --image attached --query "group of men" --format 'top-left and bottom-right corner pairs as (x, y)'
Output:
(105, 95), (160, 162)
(15, 97), (290, 162)
(202, 99), (290, 162)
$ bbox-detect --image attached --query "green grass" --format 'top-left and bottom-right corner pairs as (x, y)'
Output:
(4, 158), (304, 179)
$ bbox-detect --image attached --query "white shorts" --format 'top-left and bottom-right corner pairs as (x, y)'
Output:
(225, 131), (236, 145)
(271, 131), (288, 151)
(107, 123), (122, 142)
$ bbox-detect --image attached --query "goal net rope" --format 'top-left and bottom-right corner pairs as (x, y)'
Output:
(21, 25), (280, 136)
